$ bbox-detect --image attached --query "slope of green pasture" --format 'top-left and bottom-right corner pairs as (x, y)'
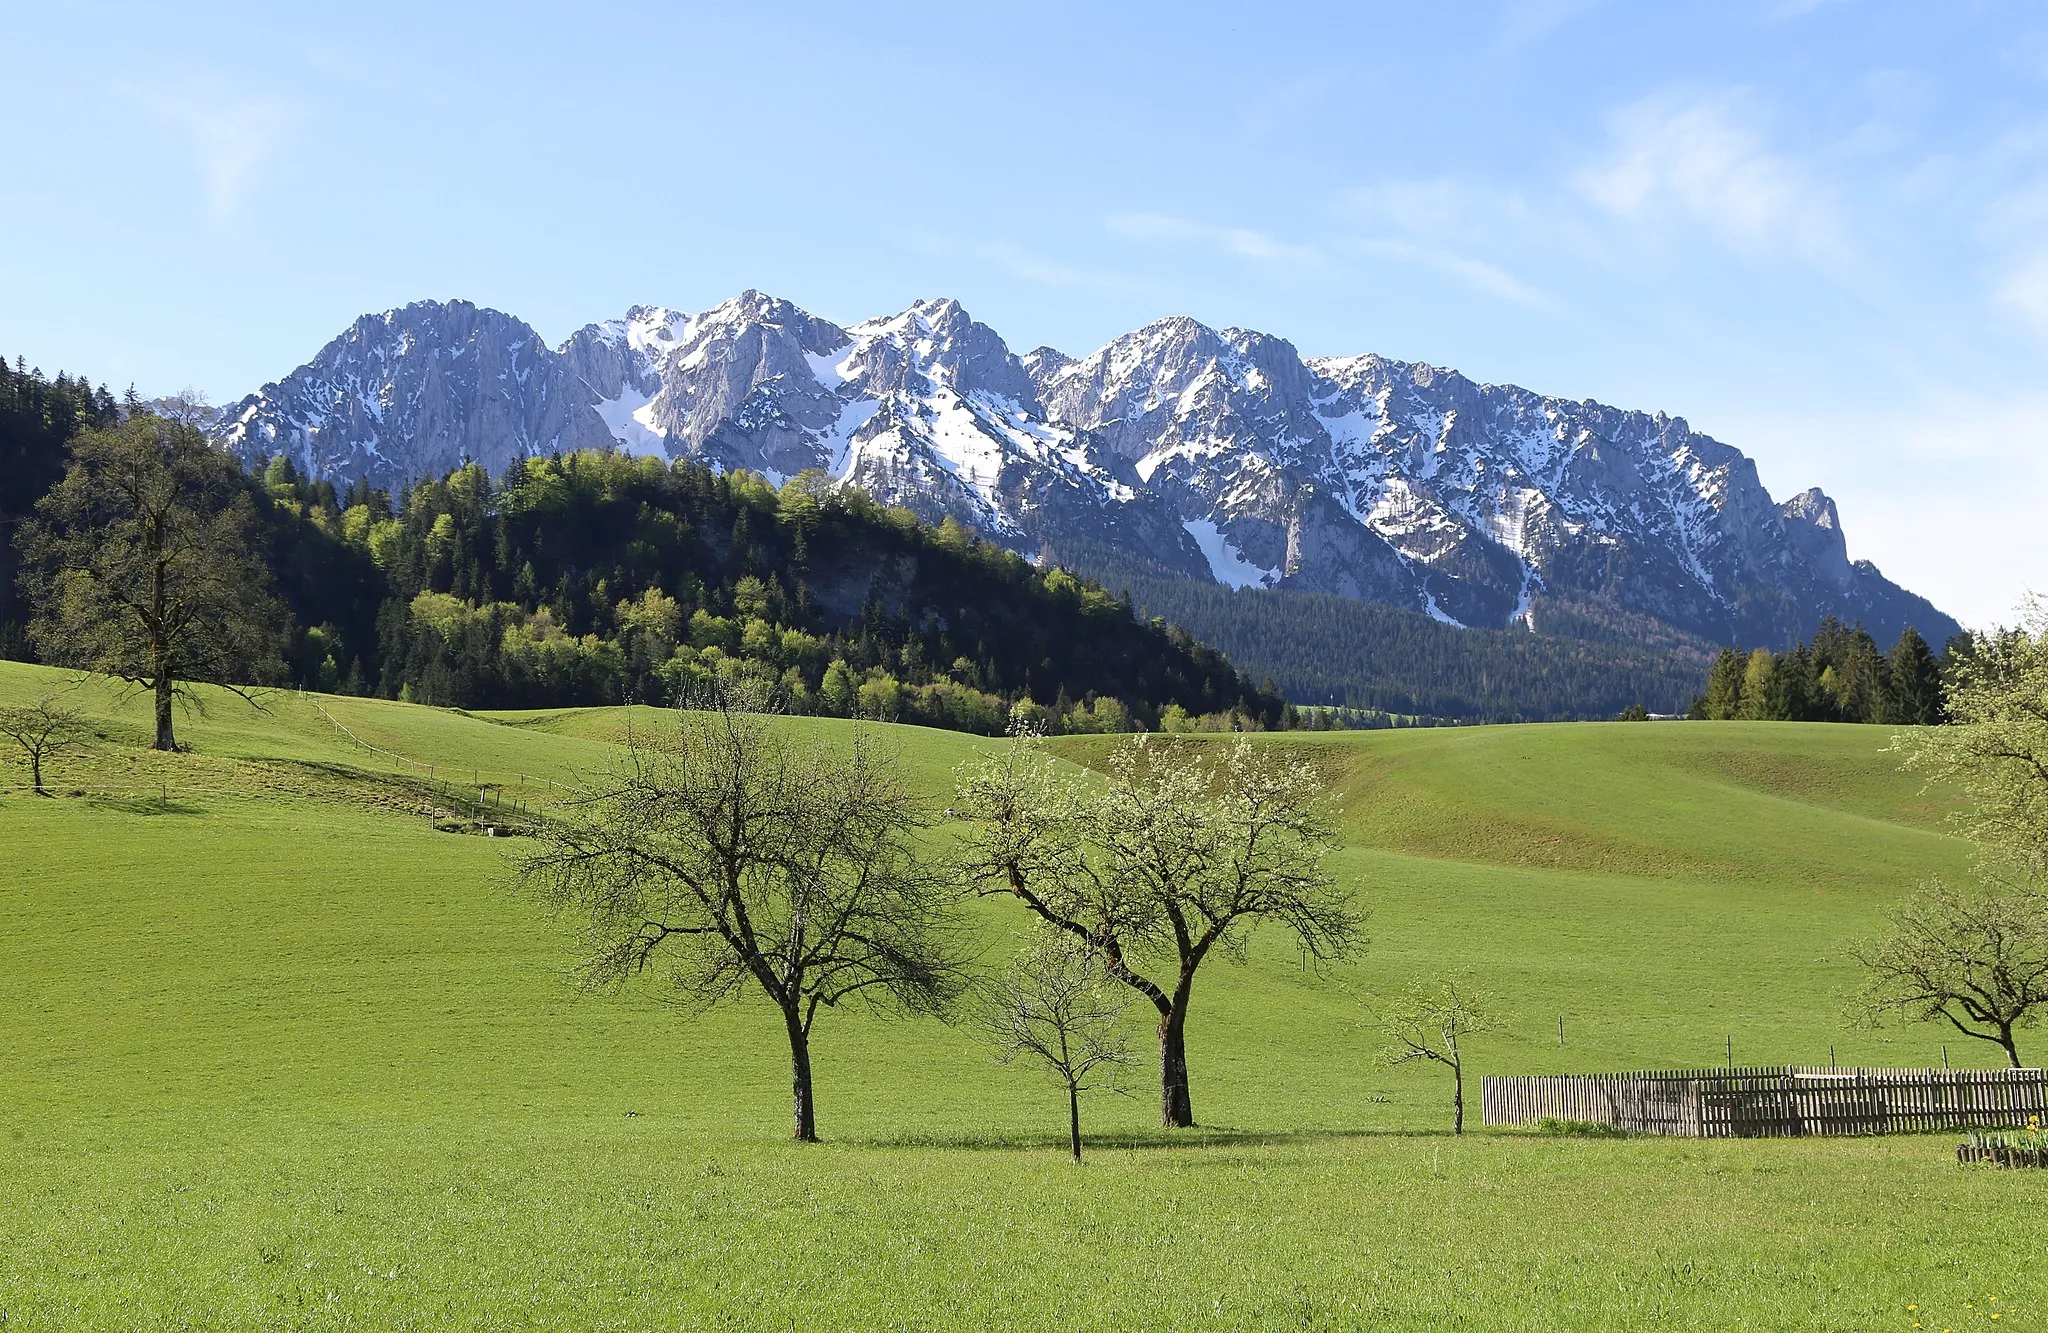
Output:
(1, 661), (2041, 1330)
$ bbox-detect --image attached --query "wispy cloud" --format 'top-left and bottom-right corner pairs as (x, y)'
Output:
(975, 241), (1150, 293)
(1995, 248), (2048, 333)
(1340, 179), (1520, 237)
(1767, 0), (1854, 19)
(1106, 213), (1321, 264)
(1573, 89), (1846, 264)
(1348, 238), (1553, 308)
(889, 230), (1152, 295)
(1495, 0), (1607, 49)
(1974, 179), (2048, 337)
(1336, 180), (1553, 306)
(128, 78), (304, 219)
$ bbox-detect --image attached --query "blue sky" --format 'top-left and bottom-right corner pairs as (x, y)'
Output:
(3, 0), (2043, 628)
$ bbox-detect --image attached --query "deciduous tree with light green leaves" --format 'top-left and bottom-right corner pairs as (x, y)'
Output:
(957, 730), (1364, 1128)
(1373, 978), (1502, 1134)
(1897, 601), (2048, 873)
(1859, 601), (2048, 1063)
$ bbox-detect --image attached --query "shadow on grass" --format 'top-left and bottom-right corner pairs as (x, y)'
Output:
(82, 794), (208, 816)
(851, 1125), (1457, 1152)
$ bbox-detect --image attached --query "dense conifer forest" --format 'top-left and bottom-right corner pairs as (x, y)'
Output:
(1690, 618), (1955, 724)
(0, 358), (119, 656)
(1098, 575), (1715, 722)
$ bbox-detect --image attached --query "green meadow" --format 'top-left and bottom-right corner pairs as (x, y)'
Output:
(0, 660), (2040, 1330)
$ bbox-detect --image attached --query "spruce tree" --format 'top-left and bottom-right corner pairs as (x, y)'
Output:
(1886, 626), (1944, 726)
(1703, 649), (1746, 719)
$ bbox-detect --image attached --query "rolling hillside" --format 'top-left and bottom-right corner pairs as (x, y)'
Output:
(0, 662), (2040, 1329)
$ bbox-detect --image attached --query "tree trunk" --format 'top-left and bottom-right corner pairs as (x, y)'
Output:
(1452, 1059), (1465, 1135)
(2000, 1026), (2023, 1070)
(30, 750), (44, 795)
(1068, 1081), (1082, 1162)
(785, 1010), (817, 1142)
(153, 673), (175, 752)
(1160, 1009), (1194, 1128)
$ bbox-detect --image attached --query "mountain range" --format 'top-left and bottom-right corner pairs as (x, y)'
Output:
(213, 293), (1958, 650)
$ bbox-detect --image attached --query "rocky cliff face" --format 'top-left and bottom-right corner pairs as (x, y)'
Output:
(215, 293), (1958, 649)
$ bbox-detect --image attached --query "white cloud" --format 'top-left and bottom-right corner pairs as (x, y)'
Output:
(1347, 237), (1552, 308)
(129, 80), (303, 219)
(975, 241), (1149, 293)
(1336, 180), (1552, 306)
(1767, 0), (1853, 18)
(1995, 249), (2048, 332)
(1341, 179), (1518, 237)
(1974, 180), (2048, 337)
(1496, 0), (1607, 48)
(1106, 213), (1321, 264)
(1574, 89), (1845, 263)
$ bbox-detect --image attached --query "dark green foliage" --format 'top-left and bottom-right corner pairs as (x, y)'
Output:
(255, 453), (1287, 734)
(18, 415), (292, 750)
(1096, 576), (1710, 722)
(1694, 617), (1950, 724)
(1886, 626), (1945, 726)
(1702, 648), (1744, 720)
(0, 356), (119, 655)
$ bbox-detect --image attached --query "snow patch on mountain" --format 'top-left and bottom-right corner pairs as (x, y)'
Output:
(215, 292), (1961, 651)
(594, 385), (668, 457)
(1183, 519), (1279, 589)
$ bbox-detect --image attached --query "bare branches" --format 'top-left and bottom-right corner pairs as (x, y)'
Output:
(1371, 978), (1502, 1134)
(0, 696), (91, 795)
(519, 694), (967, 1140)
(1850, 874), (2048, 1068)
(955, 730), (1364, 1128)
(976, 932), (1136, 1161)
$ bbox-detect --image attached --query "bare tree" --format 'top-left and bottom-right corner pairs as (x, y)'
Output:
(0, 696), (91, 795)
(977, 931), (1135, 1161)
(1375, 979), (1501, 1134)
(17, 414), (288, 751)
(149, 389), (219, 430)
(520, 689), (967, 1141)
(1852, 873), (2048, 1068)
(957, 731), (1363, 1128)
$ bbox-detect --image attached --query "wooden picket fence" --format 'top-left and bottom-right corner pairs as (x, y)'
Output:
(1481, 1066), (2048, 1138)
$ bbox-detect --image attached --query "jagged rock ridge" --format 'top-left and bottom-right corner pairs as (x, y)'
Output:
(215, 294), (1958, 648)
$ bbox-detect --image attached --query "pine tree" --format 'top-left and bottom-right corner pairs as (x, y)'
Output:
(1703, 649), (1746, 719)
(1885, 626), (1944, 725)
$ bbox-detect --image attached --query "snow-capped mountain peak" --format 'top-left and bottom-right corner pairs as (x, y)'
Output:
(214, 293), (1958, 648)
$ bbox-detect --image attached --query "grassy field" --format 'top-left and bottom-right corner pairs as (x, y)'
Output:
(0, 661), (2041, 1329)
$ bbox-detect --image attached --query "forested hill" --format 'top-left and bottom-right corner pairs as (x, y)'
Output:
(252, 452), (1290, 734)
(0, 358), (119, 654)
(1102, 575), (1714, 722)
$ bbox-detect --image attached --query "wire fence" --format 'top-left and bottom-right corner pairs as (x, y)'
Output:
(299, 692), (593, 800)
